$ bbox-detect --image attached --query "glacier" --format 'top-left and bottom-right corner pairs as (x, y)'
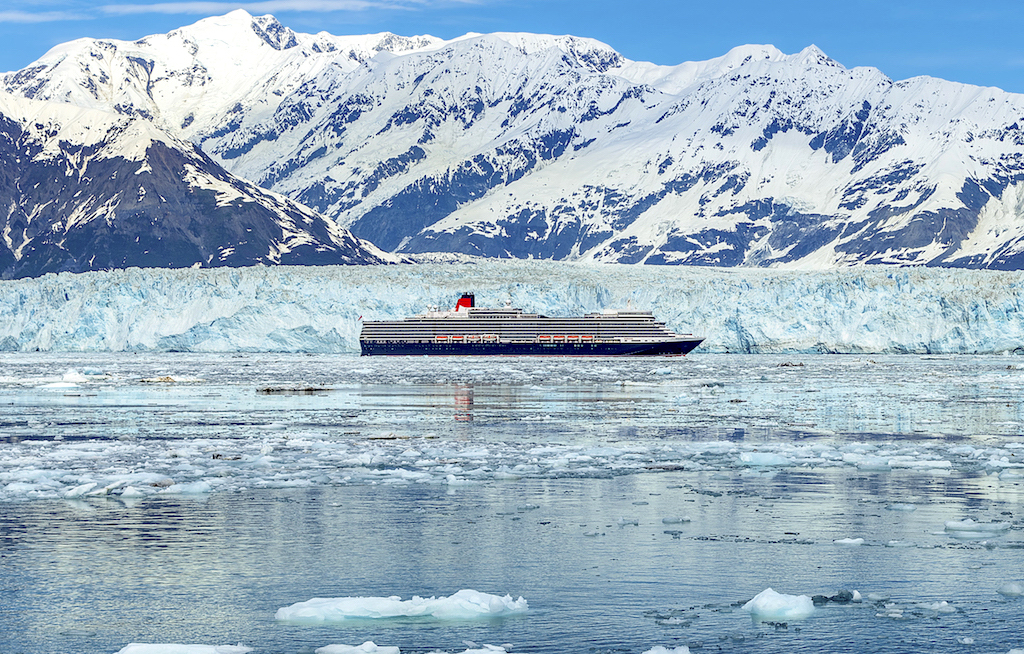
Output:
(2, 261), (1024, 354)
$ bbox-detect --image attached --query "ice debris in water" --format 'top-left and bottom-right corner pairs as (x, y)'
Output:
(115, 645), (252, 654)
(661, 516), (691, 524)
(275, 589), (528, 623)
(316, 643), (400, 654)
(886, 503), (917, 511)
(425, 646), (519, 654)
(998, 582), (1024, 597)
(875, 600), (956, 619)
(741, 588), (815, 621)
(642, 647), (691, 654)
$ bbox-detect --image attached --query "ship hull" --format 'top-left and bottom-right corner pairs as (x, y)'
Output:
(359, 338), (703, 357)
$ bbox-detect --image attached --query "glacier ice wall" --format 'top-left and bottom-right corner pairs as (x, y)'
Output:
(2, 261), (1024, 354)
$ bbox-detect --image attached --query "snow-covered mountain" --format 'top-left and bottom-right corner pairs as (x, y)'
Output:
(0, 89), (391, 278)
(6, 11), (1024, 269)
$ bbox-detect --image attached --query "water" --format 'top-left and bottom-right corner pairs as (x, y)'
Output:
(2, 353), (1024, 654)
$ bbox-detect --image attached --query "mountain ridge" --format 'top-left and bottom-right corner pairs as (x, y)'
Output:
(0, 89), (392, 278)
(4, 11), (1024, 272)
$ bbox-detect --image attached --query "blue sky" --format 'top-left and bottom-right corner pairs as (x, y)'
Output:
(2, 0), (1023, 94)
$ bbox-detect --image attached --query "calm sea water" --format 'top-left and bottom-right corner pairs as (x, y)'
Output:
(1, 353), (1023, 654)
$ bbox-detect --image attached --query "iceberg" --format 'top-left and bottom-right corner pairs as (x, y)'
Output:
(3, 262), (1024, 354)
(275, 589), (528, 623)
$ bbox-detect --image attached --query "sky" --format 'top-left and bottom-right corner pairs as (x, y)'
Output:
(1, 0), (1023, 94)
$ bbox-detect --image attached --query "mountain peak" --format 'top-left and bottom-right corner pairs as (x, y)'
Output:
(794, 44), (842, 68)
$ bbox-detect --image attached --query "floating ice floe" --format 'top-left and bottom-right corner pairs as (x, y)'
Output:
(316, 643), (400, 654)
(916, 601), (957, 614)
(741, 588), (815, 621)
(115, 645), (252, 654)
(738, 452), (792, 467)
(642, 647), (691, 654)
(944, 519), (1012, 539)
(62, 369), (90, 383)
(834, 538), (865, 546)
(275, 589), (528, 623)
(998, 582), (1024, 597)
(425, 646), (518, 654)
(159, 481), (213, 495)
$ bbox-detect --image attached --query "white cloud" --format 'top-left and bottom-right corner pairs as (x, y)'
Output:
(99, 0), (451, 16)
(0, 9), (89, 22)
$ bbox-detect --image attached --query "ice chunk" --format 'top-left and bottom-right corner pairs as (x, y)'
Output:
(944, 519), (1011, 532)
(62, 369), (89, 383)
(944, 519), (1011, 539)
(834, 538), (865, 546)
(115, 645), (253, 654)
(738, 452), (792, 467)
(998, 582), (1024, 597)
(661, 517), (691, 524)
(159, 481), (213, 494)
(642, 647), (691, 654)
(276, 589), (528, 623)
(741, 588), (815, 621)
(64, 482), (98, 498)
(316, 643), (400, 654)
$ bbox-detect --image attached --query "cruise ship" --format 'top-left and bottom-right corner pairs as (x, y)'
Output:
(359, 293), (703, 356)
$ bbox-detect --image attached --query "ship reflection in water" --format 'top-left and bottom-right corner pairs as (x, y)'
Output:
(453, 385), (474, 422)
